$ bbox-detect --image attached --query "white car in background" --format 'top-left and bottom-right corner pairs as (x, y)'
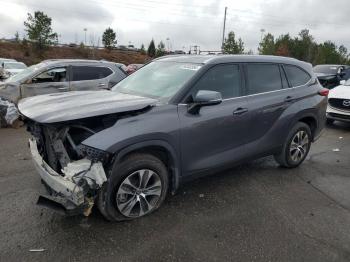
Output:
(2, 61), (27, 76)
(326, 79), (350, 124)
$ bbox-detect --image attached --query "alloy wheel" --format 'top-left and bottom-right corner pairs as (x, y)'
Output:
(289, 130), (309, 163)
(116, 169), (162, 218)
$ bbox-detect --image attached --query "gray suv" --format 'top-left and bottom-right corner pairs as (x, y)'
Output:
(0, 59), (127, 103)
(18, 55), (328, 221)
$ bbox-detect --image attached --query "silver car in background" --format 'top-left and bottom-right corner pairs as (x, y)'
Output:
(0, 59), (127, 103)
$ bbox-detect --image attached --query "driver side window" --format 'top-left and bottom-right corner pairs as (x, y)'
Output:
(32, 67), (67, 83)
(189, 64), (241, 100)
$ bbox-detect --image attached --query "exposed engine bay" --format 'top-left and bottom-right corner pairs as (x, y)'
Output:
(26, 114), (120, 216)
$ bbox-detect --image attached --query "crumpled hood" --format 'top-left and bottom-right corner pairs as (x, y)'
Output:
(18, 90), (157, 123)
(328, 85), (350, 99)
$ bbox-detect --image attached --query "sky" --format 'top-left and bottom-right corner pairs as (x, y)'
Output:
(0, 0), (349, 53)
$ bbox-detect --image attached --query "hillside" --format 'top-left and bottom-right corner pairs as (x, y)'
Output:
(0, 42), (150, 66)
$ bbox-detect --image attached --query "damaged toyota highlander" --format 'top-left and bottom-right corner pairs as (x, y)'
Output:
(18, 55), (327, 221)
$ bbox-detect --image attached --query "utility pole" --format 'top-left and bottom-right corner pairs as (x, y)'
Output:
(83, 28), (87, 45)
(221, 7), (227, 52)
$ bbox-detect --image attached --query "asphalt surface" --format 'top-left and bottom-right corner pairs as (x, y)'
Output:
(0, 123), (350, 262)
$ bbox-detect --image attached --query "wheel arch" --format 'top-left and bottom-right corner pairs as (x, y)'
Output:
(289, 110), (318, 140)
(114, 140), (181, 194)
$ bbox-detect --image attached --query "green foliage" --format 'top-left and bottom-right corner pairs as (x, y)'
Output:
(140, 43), (146, 55)
(147, 39), (156, 57)
(102, 27), (116, 50)
(24, 11), (58, 50)
(258, 29), (349, 65)
(258, 33), (275, 55)
(223, 31), (244, 54)
(155, 41), (166, 57)
(14, 32), (20, 43)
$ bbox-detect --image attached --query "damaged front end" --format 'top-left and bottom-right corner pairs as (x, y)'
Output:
(27, 118), (114, 216)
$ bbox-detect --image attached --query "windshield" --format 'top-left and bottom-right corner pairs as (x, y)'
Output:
(4, 62), (27, 70)
(313, 65), (339, 74)
(112, 61), (201, 99)
(5, 64), (41, 82)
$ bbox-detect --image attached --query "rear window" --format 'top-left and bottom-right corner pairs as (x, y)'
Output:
(246, 64), (282, 95)
(72, 66), (113, 81)
(284, 65), (311, 87)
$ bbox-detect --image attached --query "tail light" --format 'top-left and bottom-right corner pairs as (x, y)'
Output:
(318, 88), (329, 96)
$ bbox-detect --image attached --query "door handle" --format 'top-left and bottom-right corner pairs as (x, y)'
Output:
(233, 107), (248, 115)
(98, 83), (106, 87)
(284, 96), (294, 102)
(58, 87), (69, 90)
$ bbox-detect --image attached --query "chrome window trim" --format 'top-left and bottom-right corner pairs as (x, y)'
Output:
(178, 79), (312, 105)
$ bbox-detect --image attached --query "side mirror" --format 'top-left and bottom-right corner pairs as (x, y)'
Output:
(188, 90), (222, 114)
(340, 80), (346, 85)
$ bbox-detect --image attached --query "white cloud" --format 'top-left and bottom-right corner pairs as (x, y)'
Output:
(1, 0), (349, 53)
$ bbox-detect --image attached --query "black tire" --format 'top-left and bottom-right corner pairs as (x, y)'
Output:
(97, 153), (169, 221)
(326, 118), (334, 125)
(274, 122), (312, 168)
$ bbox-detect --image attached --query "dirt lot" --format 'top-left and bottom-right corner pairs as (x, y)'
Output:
(0, 42), (149, 66)
(0, 123), (350, 262)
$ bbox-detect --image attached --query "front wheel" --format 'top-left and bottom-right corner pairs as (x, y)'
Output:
(97, 153), (169, 221)
(274, 122), (312, 168)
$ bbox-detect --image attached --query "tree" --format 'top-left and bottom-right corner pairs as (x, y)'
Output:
(14, 31), (20, 43)
(155, 41), (166, 57)
(147, 39), (156, 57)
(140, 43), (146, 55)
(258, 33), (275, 55)
(24, 11), (58, 49)
(102, 27), (116, 50)
(222, 31), (244, 54)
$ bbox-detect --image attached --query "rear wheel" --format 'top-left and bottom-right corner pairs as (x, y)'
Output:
(274, 122), (312, 168)
(98, 153), (169, 221)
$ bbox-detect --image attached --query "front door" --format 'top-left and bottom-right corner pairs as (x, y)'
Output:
(21, 67), (69, 98)
(178, 64), (250, 176)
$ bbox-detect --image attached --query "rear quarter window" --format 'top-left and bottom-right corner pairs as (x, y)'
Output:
(284, 65), (311, 87)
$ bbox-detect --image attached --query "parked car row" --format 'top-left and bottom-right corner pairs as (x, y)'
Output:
(0, 58), (27, 81)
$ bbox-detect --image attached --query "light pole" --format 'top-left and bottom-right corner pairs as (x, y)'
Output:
(83, 28), (87, 45)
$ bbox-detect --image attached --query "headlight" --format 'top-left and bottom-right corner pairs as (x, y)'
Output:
(78, 144), (110, 164)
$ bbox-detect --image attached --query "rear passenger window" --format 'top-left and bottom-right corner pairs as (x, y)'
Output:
(72, 66), (113, 81)
(246, 64), (282, 95)
(191, 64), (240, 99)
(284, 65), (311, 87)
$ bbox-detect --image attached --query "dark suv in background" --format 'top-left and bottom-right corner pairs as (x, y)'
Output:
(19, 55), (328, 221)
(0, 59), (127, 103)
(313, 64), (350, 89)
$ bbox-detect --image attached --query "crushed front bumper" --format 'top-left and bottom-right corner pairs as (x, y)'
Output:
(29, 138), (107, 216)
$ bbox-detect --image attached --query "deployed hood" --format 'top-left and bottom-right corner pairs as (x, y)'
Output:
(329, 85), (350, 99)
(18, 91), (157, 123)
(315, 72), (337, 79)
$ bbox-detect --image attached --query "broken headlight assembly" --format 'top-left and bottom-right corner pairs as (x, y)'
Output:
(78, 144), (111, 165)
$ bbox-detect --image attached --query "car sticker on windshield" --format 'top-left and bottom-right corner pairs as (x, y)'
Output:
(180, 64), (201, 71)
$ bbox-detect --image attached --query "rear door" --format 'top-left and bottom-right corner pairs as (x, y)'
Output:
(20, 67), (70, 98)
(244, 63), (295, 151)
(179, 64), (250, 175)
(69, 65), (114, 91)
